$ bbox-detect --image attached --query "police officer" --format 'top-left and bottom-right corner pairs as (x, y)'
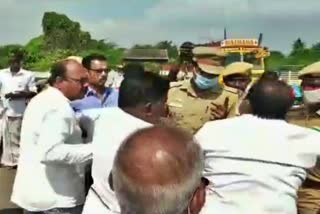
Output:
(167, 47), (227, 134)
(288, 61), (320, 127)
(294, 61), (320, 214)
(218, 62), (253, 117)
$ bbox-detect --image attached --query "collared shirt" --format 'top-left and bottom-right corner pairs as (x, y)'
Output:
(71, 87), (119, 112)
(0, 68), (37, 117)
(82, 108), (152, 214)
(11, 87), (92, 211)
(196, 114), (320, 214)
(167, 80), (222, 134)
(167, 81), (240, 134)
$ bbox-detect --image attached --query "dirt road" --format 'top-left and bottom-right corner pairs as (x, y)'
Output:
(0, 168), (22, 214)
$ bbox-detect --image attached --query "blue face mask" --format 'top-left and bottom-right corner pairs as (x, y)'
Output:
(194, 73), (219, 90)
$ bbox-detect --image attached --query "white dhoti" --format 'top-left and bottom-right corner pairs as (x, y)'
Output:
(0, 115), (22, 166)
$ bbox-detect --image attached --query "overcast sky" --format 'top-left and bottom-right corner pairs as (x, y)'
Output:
(0, 0), (319, 53)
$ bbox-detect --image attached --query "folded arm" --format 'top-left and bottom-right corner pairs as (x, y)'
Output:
(38, 108), (93, 165)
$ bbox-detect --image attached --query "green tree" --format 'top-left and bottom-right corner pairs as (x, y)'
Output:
(0, 45), (24, 69)
(311, 42), (320, 50)
(155, 40), (178, 59)
(42, 12), (91, 51)
(21, 12), (124, 71)
(291, 38), (306, 55)
(265, 51), (286, 71)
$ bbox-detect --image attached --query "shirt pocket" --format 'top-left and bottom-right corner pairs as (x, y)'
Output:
(13, 79), (27, 91)
(167, 101), (184, 121)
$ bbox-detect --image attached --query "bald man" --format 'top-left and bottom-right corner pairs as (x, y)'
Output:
(112, 126), (206, 214)
(12, 60), (91, 214)
(196, 79), (320, 214)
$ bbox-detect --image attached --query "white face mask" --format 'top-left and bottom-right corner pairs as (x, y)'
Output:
(303, 89), (320, 104)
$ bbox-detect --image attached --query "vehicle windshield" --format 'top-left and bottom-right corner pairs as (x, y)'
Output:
(225, 52), (261, 69)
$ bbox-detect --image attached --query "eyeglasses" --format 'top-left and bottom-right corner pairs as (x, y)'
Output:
(65, 77), (88, 85)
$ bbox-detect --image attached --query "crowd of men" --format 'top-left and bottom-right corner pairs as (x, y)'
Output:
(0, 48), (320, 214)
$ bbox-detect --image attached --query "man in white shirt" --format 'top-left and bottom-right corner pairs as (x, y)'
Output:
(11, 59), (92, 214)
(82, 72), (170, 214)
(196, 79), (320, 214)
(0, 52), (37, 167)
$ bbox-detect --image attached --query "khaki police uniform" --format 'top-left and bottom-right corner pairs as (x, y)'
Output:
(167, 47), (245, 133)
(167, 47), (226, 134)
(167, 80), (222, 134)
(299, 61), (320, 77)
(220, 62), (253, 117)
(288, 62), (320, 127)
(292, 62), (320, 214)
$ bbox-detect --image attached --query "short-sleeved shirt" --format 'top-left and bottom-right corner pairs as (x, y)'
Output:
(0, 68), (37, 117)
(167, 81), (240, 134)
(71, 87), (119, 112)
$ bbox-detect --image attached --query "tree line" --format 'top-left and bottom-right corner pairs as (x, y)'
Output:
(266, 38), (320, 71)
(0, 12), (319, 72)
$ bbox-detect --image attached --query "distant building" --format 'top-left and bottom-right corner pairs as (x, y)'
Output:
(123, 49), (169, 63)
(123, 48), (169, 73)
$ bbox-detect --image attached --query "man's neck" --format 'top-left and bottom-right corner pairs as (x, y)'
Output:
(52, 86), (72, 101)
(10, 69), (20, 75)
(89, 85), (106, 97)
(121, 108), (155, 125)
(254, 114), (286, 121)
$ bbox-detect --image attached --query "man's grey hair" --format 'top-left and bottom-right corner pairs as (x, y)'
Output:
(112, 127), (205, 214)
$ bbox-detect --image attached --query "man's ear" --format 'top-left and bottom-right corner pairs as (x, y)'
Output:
(56, 76), (65, 82)
(52, 77), (64, 89)
(189, 184), (206, 214)
(144, 103), (152, 116)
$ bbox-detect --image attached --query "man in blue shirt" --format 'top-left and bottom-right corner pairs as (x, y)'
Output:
(70, 54), (119, 195)
(71, 54), (119, 112)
